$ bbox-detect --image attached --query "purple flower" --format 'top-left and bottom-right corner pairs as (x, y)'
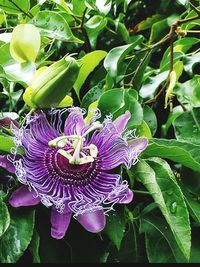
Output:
(8, 108), (148, 239)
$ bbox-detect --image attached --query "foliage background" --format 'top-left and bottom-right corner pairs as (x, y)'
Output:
(0, 0), (200, 263)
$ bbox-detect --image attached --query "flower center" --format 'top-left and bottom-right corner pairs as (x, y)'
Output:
(48, 121), (103, 165)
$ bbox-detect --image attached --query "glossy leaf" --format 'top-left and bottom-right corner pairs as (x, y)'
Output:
(134, 15), (166, 33)
(132, 50), (152, 91)
(149, 18), (169, 43)
(57, 95), (73, 108)
(140, 214), (186, 263)
(174, 76), (200, 107)
(81, 80), (104, 109)
(85, 15), (107, 49)
(98, 88), (143, 127)
(32, 11), (83, 43)
(104, 35), (143, 82)
(180, 183), (200, 225)
(0, 0), (30, 14)
(173, 108), (200, 144)
(181, 8), (200, 30)
(160, 38), (199, 69)
(183, 52), (200, 76)
(140, 71), (168, 99)
(74, 50), (107, 98)
(177, 0), (189, 6)
(96, 0), (112, 15)
(142, 138), (200, 172)
(143, 105), (157, 136)
(134, 158), (191, 260)
(29, 229), (40, 263)
(161, 106), (183, 137)
(0, 209), (35, 263)
(160, 51), (184, 72)
(0, 197), (10, 238)
(0, 43), (36, 85)
(104, 209), (127, 250)
(72, 0), (86, 16)
(136, 120), (152, 139)
(0, 135), (15, 153)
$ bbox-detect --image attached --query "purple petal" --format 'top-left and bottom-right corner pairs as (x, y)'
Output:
(9, 186), (40, 207)
(128, 137), (148, 152)
(64, 109), (85, 135)
(0, 155), (15, 173)
(113, 111), (131, 134)
(119, 188), (133, 204)
(90, 111), (131, 152)
(77, 209), (106, 233)
(51, 206), (72, 239)
(100, 137), (148, 170)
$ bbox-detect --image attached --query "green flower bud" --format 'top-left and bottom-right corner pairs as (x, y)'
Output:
(23, 55), (80, 108)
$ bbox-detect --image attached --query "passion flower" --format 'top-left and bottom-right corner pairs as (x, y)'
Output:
(8, 108), (148, 239)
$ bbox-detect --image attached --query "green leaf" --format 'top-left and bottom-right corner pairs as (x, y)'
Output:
(143, 105), (157, 136)
(98, 88), (124, 116)
(0, 0), (30, 14)
(139, 71), (168, 99)
(104, 209), (127, 250)
(136, 120), (152, 139)
(74, 50), (107, 98)
(174, 76), (200, 107)
(0, 43), (36, 86)
(0, 197), (10, 238)
(85, 15), (107, 49)
(173, 108), (200, 144)
(96, 0), (112, 15)
(181, 7), (200, 30)
(160, 51), (184, 72)
(180, 183), (200, 225)
(180, 166), (200, 195)
(116, 21), (130, 43)
(81, 80), (104, 109)
(140, 214), (186, 263)
(0, 209), (35, 263)
(29, 229), (40, 263)
(98, 88), (143, 127)
(150, 18), (168, 43)
(176, 0), (189, 7)
(57, 95), (73, 108)
(52, 0), (74, 15)
(72, 0), (86, 16)
(84, 100), (98, 125)
(160, 38), (199, 70)
(161, 105), (184, 137)
(189, 234), (200, 263)
(132, 50), (152, 91)
(0, 135), (15, 153)
(32, 11), (83, 43)
(10, 24), (41, 63)
(142, 138), (200, 172)
(183, 52), (200, 77)
(104, 35), (143, 82)
(134, 14), (166, 33)
(134, 158), (191, 260)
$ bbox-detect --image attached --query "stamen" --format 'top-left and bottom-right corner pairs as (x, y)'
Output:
(82, 121), (103, 137)
(49, 121), (102, 165)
